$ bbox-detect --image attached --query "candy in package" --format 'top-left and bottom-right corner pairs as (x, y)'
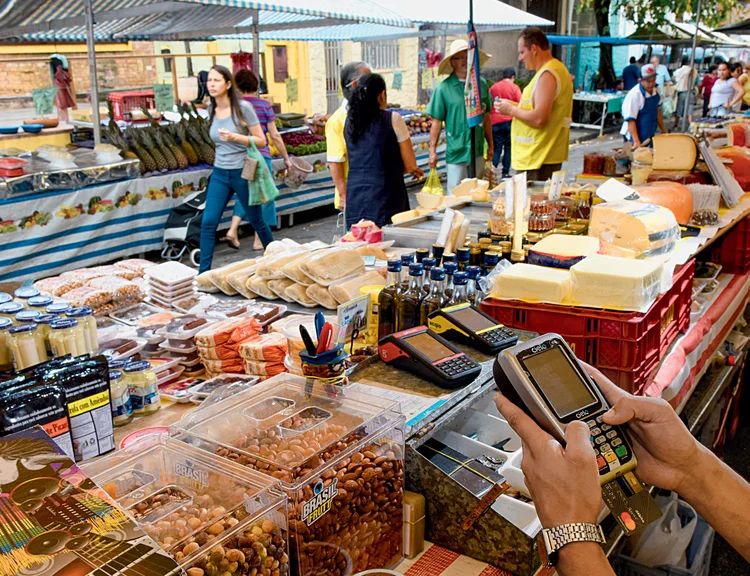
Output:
(194, 317), (262, 348)
(116, 257), (156, 275)
(201, 356), (246, 374)
(243, 359), (287, 377)
(87, 264), (140, 281)
(33, 276), (82, 297)
(60, 268), (108, 282)
(239, 332), (287, 362)
(63, 285), (112, 308)
(87, 276), (143, 303)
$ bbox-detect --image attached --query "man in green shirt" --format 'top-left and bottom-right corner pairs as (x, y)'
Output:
(428, 39), (494, 192)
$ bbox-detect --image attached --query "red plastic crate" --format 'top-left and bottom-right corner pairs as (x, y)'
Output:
(481, 259), (695, 394)
(108, 90), (156, 121)
(713, 215), (750, 274)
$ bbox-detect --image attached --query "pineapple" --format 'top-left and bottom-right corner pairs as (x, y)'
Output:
(125, 127), (157, 173)
(147, 128), (178, 172)
(135, 128), (169, 173)
(161, 129), (188, 170)
(190, 102), (214, 148)
(188, 123), (214, 166)
(174, 123), (199, 165)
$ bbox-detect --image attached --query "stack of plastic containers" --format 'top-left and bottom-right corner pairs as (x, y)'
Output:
(146, 262), (198, 309)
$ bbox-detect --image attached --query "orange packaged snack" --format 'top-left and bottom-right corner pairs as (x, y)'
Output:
(239, 332), (287, 363)
(194, 317), (262, 347)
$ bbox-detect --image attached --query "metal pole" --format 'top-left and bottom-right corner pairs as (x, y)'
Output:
(252, 8), (261, 76)
(84, 0), (101, 144)
(469, 0), (476, 179)
(681, 0), (702, 133)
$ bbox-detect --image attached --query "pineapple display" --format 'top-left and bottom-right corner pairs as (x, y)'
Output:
(146, 127), (178, 172)
(125, 127), (158, 173)
(129, 127), (167, 173)
(187, 123), (214, 166)
(161, 129), (189, 170)
(173, 123), (199, 166)
(190, 103), (214, 148)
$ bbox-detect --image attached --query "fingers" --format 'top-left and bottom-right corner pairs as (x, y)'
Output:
(564, 420), (595, 460)
(604, 395), (673, 426)
(494, 392), (553, 455)
(580, 362), (627, 405)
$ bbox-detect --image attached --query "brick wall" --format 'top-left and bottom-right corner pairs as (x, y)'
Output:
(0, 42), (157, 109)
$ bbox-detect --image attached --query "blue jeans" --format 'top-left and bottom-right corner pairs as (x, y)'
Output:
(200, 166), (274, 272)
(232, 157), (277, 228)
(492, 121), (512, 176)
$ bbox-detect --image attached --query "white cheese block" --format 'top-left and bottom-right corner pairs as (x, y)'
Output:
(588, 201), (679, 259)
(527, 235), (601, 269)
(570, 255), (663, 311)
(652, 134), (698, 171)
(452, 178), (477, 196)
(492, 263), (572, 303)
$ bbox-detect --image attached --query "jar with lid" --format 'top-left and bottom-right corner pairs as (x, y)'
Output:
(46, 302), (71, 316)
(67, 307), (99, 355)
(529, 213), (556, 232)
(0, 302), (24, 322)
(108, 359), (126, 370)
(530, 194), (556, 216)
(0, 293), (11, 306)
(27, 295), (54, 314)
(0, 318), (12, 372)
(8, 323), (46, 369)
(35, 314), (57, 354)
(554, 197), (575, 222)
(14, 287), (40, 308)
(49, 318), (87, 358)
(15, 310), (42, 325)
(124, 360), (160, 415)
(109, 370), (133, 426)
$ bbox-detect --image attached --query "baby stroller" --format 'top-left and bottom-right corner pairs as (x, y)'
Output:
(161, 188), (206, 267)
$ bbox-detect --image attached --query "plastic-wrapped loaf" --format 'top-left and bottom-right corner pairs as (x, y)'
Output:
(299, 247), (365, 286)
(305, 284), (338, 310)
(587, 201), (680, 259)
(87, 264), (140, 281)
(243, 359), (287, 378)
(570, 254), (663, 311)
(226, 266), (258, 299)
(115, 258), (156, 276)
(285, 283), (317, 307)
(33, 277), (82, 297)
(246, 275), (277, 300)
(63, 286), (113, 308)
(194, 317), (262, 348)
(239, 332), (287, 362)
(256, 250), (307, 280)
(60, 268), (107, 282)
(196, 271), (220, 293)
(208, 259), (257, 295)
(267, 278), (296, 302)
(328, 270), (387, 304)
(281, 249), (335, 285)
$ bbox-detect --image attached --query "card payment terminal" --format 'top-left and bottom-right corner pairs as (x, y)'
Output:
(494, 333), (636, 485)
(428, 303), (518, 354)
(379, 326), (482, 389)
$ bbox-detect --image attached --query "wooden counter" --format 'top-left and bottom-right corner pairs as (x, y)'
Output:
(0, 125), (73, 150)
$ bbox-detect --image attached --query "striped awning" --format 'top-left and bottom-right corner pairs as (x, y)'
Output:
(368, 0), (553, 28)
(0, 0), (414, 42)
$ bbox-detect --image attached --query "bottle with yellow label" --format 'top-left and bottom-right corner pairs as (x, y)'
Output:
(124, 361), (160, 415)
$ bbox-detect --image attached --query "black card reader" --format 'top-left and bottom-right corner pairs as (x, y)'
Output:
(428, 303), (518, 354)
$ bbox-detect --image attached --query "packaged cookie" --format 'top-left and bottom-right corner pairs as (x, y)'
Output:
(33, 276), (82, 297)
(116, 258), (156, 275)
(87, 276), (143, 302)
(63, 286), (112, 308)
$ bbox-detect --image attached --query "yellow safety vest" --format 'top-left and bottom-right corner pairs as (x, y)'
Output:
(511, 58), (573, 171)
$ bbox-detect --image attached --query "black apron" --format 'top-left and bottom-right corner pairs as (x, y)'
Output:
(344, 110), (410, 228)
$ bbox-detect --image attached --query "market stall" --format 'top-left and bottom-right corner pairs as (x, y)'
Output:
(572, 91), (626, 137)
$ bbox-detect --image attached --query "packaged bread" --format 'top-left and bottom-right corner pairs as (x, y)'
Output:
(87, 276), (142, 302)
(239, 332), (287, 362)
(280, 249), (334, 285)
(305, 284), (338, 310)
(198, 338), (254, 360)
(34, 276), (82, 297)
(268, 314), (310, 333)
(115, 258), (156, 275)
(202, 357), (245, 374)
(268, 278), (296, 302)
(356, 244), (389, 261)
(243, 359), (287, 377)
(256, 250), (307, 280)
(264, 238), (301, 255)
(194, 317), (262, 348)
(247, 275), (277, 300)
(285, 283), (317, 307)
(197, 271), (220, 293)
(329, 270), (387, 304)
(208, 259), (257, 295)
(299, 247), (365, 286)
(227, 267), (258, 299)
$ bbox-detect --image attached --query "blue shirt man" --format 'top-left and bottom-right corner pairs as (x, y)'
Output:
(622, 57), (640, 91)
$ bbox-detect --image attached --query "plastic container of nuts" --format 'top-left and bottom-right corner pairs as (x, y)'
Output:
(83, 436), (290, 576)
(174, 374), (406, 576)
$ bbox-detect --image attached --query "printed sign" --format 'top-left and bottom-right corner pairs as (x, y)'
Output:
(301, 479), (339, 526)
(153, 83), (174, 113)
(392, 70), (403, 90)
(285, 78), (299, 103)
(337, 294), (370, 343)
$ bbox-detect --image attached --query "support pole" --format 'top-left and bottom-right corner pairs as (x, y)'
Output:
(468, 0), (476, 179)
(84, 0), (101, 144)
(171, 57), (179, 104)
(681, 0), (702, 133)
(252, 8), (261, 76)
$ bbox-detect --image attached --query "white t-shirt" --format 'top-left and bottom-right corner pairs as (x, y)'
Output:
(620, 84), (660, 139)
(709, 78), (739, 110)
(674, 66), (695, 92)
(391, 112), (411, 143)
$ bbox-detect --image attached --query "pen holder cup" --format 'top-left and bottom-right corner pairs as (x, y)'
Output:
(299, 345), (349, 386)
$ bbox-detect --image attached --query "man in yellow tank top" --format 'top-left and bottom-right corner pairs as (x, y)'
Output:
(494, 27), (573, 181)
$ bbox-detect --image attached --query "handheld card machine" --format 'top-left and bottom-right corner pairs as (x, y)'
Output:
(494, 334), (636, 485)
(379, 326), (482, 389)
(428, 303), (518, 354)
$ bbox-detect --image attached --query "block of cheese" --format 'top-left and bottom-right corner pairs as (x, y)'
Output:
(632, 182), (693, 225)
(328, 270), (387, 305)
(632, 147), (653, 165)
(452, 178), (477, 196)
(652, 134), (698, 171)
(571, 255), (663, 311)
(527, 235), (601, 269)
(300, 248), (365, 286)
(588, 201), (679, 259)
(306, 284), (338, 309)
(491, 263), (572, 303)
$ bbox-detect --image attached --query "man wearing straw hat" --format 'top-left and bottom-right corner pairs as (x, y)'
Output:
(427, 39), (494, 193)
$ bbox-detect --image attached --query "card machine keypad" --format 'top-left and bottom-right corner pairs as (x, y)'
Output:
(481, 326), (518, 346)
(436, 354), (479, 377)
(588, 416), (632, 476)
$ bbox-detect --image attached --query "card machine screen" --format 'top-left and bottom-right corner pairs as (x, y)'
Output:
(405, 332), (455, 362)
(521, 346), (598, 419)
(448, 306), (498, 332)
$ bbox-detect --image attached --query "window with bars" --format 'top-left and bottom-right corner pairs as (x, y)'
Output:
(362, 41), (400, 70)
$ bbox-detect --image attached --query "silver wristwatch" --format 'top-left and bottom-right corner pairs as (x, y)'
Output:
(540, 523), (606, 567)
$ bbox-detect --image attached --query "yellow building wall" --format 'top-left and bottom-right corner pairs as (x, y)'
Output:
(308, 42), (328, 115)
(264, 41), (313, 115)
(348, 38), (419, 109)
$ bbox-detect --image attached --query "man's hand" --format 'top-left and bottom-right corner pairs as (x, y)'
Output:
(494, 393), (602, 528)
(428, 150), (438, 169)
(494, 98), (515, 116)
(586, 364), (701, 494)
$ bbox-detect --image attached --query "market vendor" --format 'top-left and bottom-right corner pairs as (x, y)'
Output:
(427, 39), (493, 192)
(493, 27), (573, 182)
(326, 61), (372, 212)
(619, 64), (667, 148)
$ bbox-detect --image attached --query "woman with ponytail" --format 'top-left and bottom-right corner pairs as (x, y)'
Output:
(343, 73), (423, 228)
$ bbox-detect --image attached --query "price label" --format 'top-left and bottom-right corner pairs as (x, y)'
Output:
(153, 84), (174, 113)
(337, 294), (370, 343)
(549, 170), (566, 201)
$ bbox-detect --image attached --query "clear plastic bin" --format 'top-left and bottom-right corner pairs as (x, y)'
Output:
(83, 436), (290, 576)
(174, 374), (405, 576)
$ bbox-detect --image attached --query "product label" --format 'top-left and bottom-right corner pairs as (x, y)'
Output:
(66, 375), (115, 461)
(301, 478), (338, 526)
(69, 390), (110, 417)
(131, 383), (159, 410)
(174, 459), (209, 490)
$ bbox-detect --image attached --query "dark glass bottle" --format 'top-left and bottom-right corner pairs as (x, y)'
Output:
(397, 263), (425, 332)
(456, 247), (470, 271)
(443, 261), (458, 301)
(442, 252), (456, 265)
(416, 248), (429, 263)
(378, 260), (403, 340)
(400, 253), (415, 289)
(466, 266), (482, 305)
(419, 267), (446, 325)
(446, 272), (470, 306)
(432, 244), (444, 266)
(421, 258), (437, 296)
(482, 252), (500, 277)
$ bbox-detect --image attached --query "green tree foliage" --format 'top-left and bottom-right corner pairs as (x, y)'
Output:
(612, 0), (739, 29)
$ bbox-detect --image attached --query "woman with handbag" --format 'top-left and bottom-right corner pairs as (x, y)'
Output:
(199, 65), (274, 272)
(343, 73), (423, 228)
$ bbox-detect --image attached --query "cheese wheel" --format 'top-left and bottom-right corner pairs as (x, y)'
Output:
(631, 182), (694, 225)
(652, 134), (698, 171)
(716, 146), (750, 191)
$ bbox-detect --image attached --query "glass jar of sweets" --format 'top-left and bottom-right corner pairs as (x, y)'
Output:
(124, 361), (160, 415)
(8, 323), (46, 369)
(0, 318), (12, 372)
(46, 302), (72, 316)
(109, 369), (133, 426)
(0, 302), (24, 322)
(35, 314), (57, 355)
(67, 307), (99, 355)
(49, 318), (87, 358)
(14, 287), (40, 308)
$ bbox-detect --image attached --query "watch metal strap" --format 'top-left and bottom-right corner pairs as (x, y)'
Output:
(542, 522), (606, 565)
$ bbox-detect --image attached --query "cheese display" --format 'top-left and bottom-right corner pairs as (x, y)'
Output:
(632, 182), (694, 225)
(652, 134), (698, 171)
(527, 235), (601, 269)
(329, 270), (387, 305)
(491, 263), (572, 303)
(306, 283), (338, 309)
(570, 255), (663, 311)
(300, 248), (365, 285)
(588, 201), (680, 259)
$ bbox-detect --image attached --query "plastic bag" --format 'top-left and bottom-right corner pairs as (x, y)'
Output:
(421, 168), (445, 196)
(246, 139), (280, 206)
(631, 494), (697, 568)
(661, 95), (675, 118)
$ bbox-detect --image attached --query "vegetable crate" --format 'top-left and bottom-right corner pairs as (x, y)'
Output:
(481, 259), (695, 394)
(108, 90), (156, 121)
(711, 215), (750, 274)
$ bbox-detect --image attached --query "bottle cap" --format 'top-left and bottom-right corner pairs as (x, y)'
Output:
(0, 318), (12, 330)
(36, 314), (58, 325)
(484, 252), (500, 266)
(15, 310), (42, 323)
(444, 262), (458, 275)
(422, 258), (437, 269)
(46, 303), (72, 315)
(456, 248), (470, 261)
(28, 295), (54, 307)
(109, 370), (123, 381)
(14, 287), (40, 300)
(409, 263), (424, 276)
(9, 323), (38, 334)
(50, 318), (79, 330)
(124, 360), (151, 373)
(401, 253), (415, 265)
(109, 359), (127, 369)
(0, 293), (11, 305)
(430, 267), (446, 281)
(0, 302), (24, 315)
(466, 266), (482, 280)
(442, 252), (456, 263)
(453, 272), (469, 286)
(67, 307), (93, 318)
(387, 259), (402, 272)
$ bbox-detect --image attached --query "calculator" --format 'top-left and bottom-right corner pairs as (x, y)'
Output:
(494, 333), (637, 485)
(428, 303), (518, 354)
(379, 326), (482, 389)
